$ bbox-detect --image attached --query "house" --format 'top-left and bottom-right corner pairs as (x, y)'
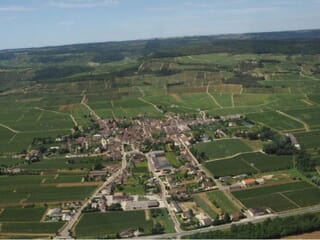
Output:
(181, 209), (194, 221)
(241, 178), (256, 187)
(231, 212), (243, 222)
(171, 201), (182, 213)
(247, 208), (267, 217)
(199, 217), (212, 227)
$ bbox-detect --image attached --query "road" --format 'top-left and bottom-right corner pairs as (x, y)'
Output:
(206, 83), (223, 109)
(138, 204), (320, 239)
(146, 153), (182, 233)
(80, 94), (101, 120)
(276, 110), (310, 132)
(0, 123), (20, 133)
(58, 146), (128, 238)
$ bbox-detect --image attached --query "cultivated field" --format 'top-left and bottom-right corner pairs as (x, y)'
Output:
(74, 210), (153, 238)
(232, 181), (320, 212)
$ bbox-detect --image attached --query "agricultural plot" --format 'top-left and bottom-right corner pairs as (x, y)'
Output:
(232, 181), (320, 212)
(0, 207), (46, 222)
(205, 152), (294, 177)
(205, 157), (257, 178)
(23, 156), (119, 171)
(0, 222), (64, 234)
(0, 175), (97, 205)
(295, 131), (320, 149)
(247, 111), (304, 131)
(206, 191), (239, 214)
(285, 107), (320, 129)
(193, 194), (218, 218)
(75, 211), (153, 238)
(209, 93), (233, 108)
(233, 94), (270, 107)
(194, 139), (253, 160)
(240, 152), (293, 172)
(177, 93), (220, 110)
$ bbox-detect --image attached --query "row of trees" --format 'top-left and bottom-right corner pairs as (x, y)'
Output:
(184, 212), (320, 239)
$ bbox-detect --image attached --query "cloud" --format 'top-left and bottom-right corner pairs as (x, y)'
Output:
(0, 6), (36, 12)
(49, 0), (119, 9)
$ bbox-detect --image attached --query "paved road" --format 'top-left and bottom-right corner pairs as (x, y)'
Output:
(146, 153), (182, 233)
(58, 147), (128, 238)
(138, 204), (320, 239)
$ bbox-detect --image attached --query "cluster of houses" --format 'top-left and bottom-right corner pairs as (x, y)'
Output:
(45, 207), (76, 222)
(86, 191), (160, 212)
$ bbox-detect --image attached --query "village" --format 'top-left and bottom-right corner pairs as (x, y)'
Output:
(1, 111), (306, 239)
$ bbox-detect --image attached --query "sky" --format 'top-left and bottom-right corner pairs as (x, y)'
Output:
(0, 0), (320, 50)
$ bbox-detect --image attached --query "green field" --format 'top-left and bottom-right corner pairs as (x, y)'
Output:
(232, 181), (320, 212)
(23, 156), (118, 171)
(0, 222), (64, 234)
(206, 191), (239, 214)
(247, 111), (304, 131)
(205, 152), (294, 178)
(0, 175), (97, 205)
(285, 108), (320, 129)
(0, 207), (46, 222)
(75, 211), (153, 238)
(295, 131), (320, 149)
(193, 194), (218, 218)
(205, 157), (257, 178)
(165, 152), (181, 168)
(194, 139), (253, 160)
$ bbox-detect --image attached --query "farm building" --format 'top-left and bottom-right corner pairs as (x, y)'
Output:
(151, 151), (173, 172)
(241, 178), (256, 187)
(122, 200), (159, 210)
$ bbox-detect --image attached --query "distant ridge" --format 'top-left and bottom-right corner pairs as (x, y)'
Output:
(1, 29), (320, 52)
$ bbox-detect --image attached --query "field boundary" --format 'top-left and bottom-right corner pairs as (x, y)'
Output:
(205, 150), (261, 162)
(138, 97), (163, 113)
(0, 123), (21, 133)
(80, 95), (101, 120)
(206, 83), (223, 109)
(276, 110), (310, 132)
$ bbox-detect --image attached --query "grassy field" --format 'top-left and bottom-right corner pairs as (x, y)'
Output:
(165, 151), (181, 168)
(194, 139), (253, 160)
(232, 181), (320, 212)
(193, 194), (218, 218)
(206, 191), (239, 214)
(75, 211), (153, 238)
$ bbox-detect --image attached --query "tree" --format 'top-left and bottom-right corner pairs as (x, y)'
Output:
(152, 222), (164, 234)
(296, 150), (315, 171)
